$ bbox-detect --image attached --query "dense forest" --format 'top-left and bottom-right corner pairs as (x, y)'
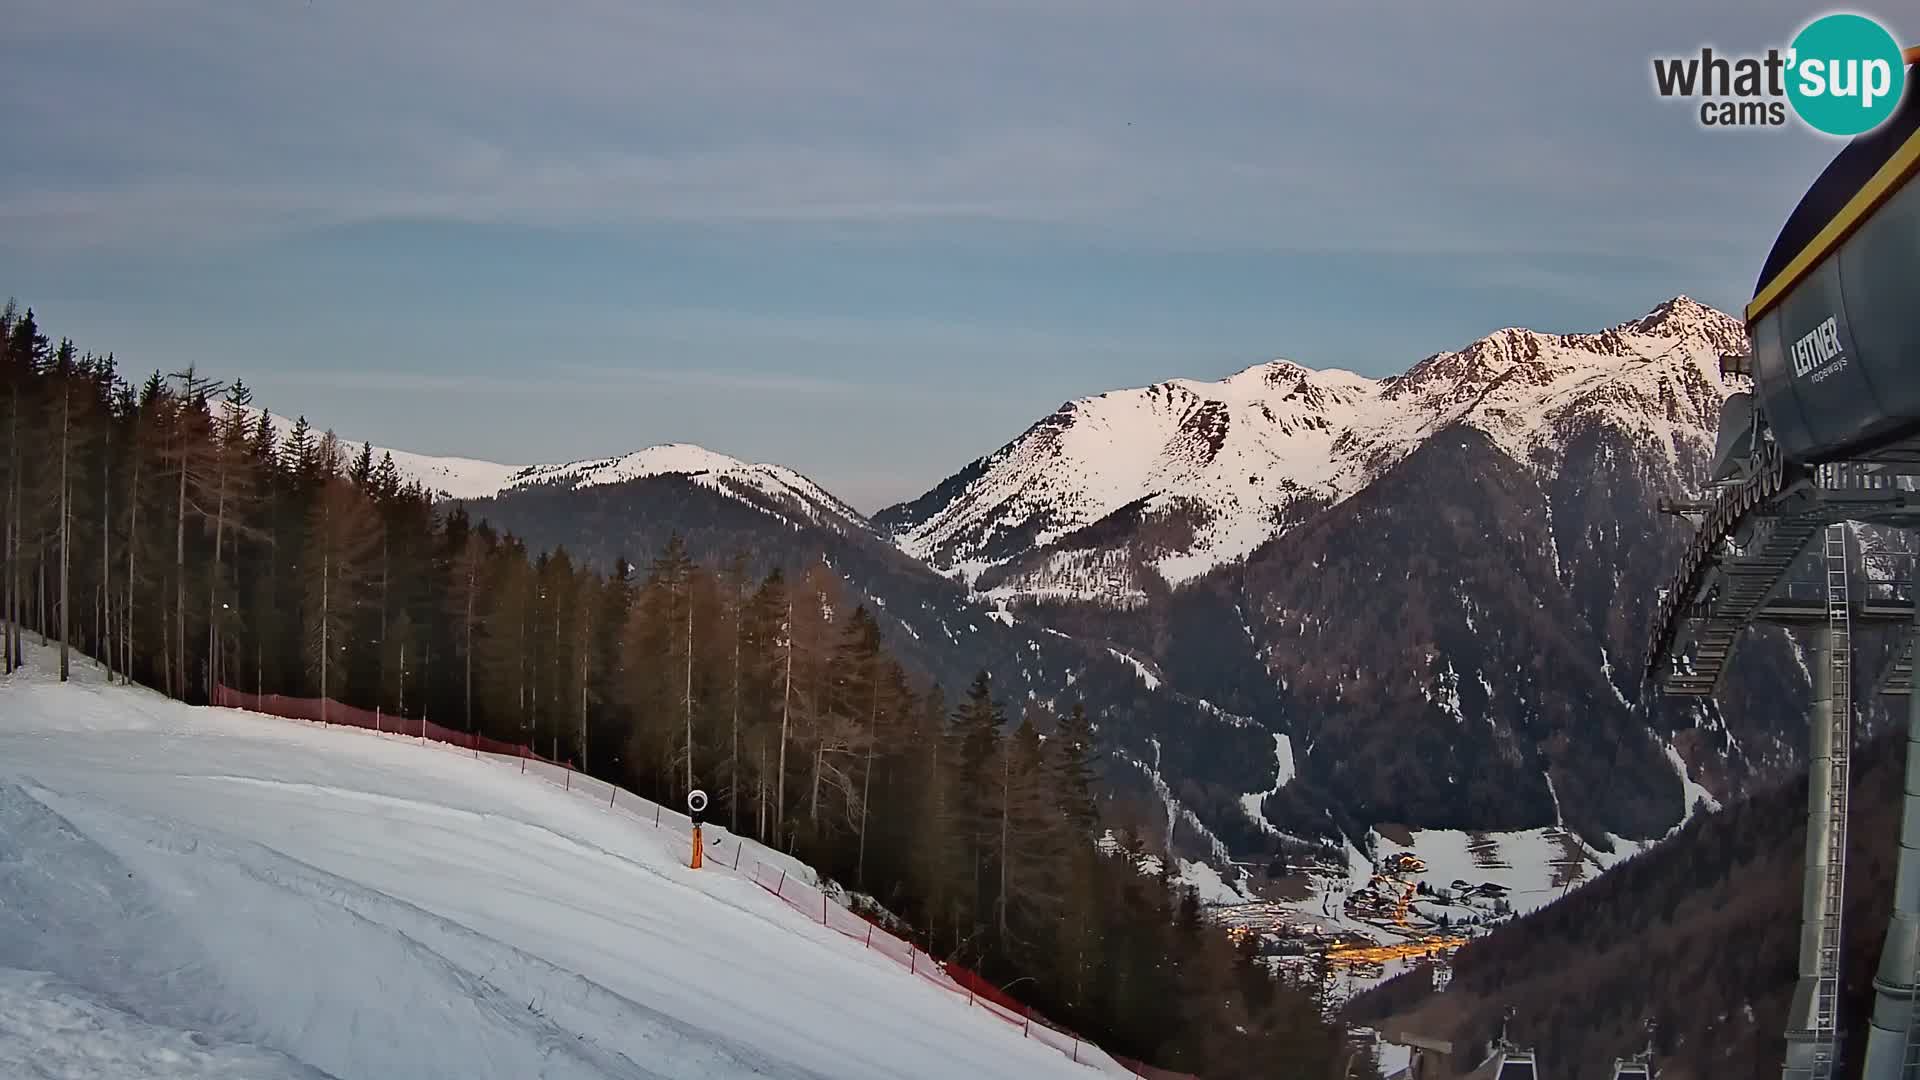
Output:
(0, 301), (1362, 1079)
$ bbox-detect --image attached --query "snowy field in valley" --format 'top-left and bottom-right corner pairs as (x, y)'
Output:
(0, 646), (1120, 1080)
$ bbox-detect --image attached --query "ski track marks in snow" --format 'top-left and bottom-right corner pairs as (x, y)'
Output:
(0, 648), (1112, 1080)
(0, 967), (327, 1080)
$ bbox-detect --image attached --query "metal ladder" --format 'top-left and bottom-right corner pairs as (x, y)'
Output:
(1813, 516), (1854, 1080)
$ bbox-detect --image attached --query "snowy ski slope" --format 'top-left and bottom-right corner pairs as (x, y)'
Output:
(0, 648), (1119, 1080)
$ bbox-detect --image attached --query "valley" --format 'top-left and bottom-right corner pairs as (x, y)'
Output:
(422, 302), (1800, 850)
(235, 296), (1834, 1019)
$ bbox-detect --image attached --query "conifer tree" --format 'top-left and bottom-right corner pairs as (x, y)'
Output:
(953, 669), (1005, 943)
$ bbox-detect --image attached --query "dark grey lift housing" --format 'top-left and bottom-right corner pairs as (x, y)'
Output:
(1748, 63), (1920, 467)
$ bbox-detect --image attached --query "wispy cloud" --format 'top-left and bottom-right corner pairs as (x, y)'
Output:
(2, 0), (1848, 260)
(261, 363), (983, 402)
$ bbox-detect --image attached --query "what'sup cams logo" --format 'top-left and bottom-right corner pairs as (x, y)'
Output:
(1653, 12), (1908, 135)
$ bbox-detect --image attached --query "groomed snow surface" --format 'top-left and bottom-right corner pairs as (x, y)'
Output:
(0, 646), (1120, 1080)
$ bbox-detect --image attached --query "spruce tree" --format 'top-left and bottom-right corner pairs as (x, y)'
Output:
(952, 670), (1004, 954)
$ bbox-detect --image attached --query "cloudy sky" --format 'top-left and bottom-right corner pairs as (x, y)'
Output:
(3, 1), (1895, 509)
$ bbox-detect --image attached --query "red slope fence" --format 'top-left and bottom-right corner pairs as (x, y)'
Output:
(213, 686), (567, 764)
(211, 684), (1196, 1080)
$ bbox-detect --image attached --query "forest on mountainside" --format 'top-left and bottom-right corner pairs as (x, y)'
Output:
(0, 301), (1364, 1079)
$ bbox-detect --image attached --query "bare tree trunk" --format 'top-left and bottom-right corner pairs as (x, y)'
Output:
(810, 744), (822, 826)
(57, 375), (70, 680)
(757, 741), (769, 841)
(519, 608), (528, 747)
(11, 511), (20, 669)
(777, 594), (793, 842)
(11, 411), (22, 671)
(3, 384), (12, 676)
(206, 448), (228, 698)
(463, 551), (476, 735)
(3, 496), (12, 675)
(579, 644), (589, 772)
(319, 545), (330, 722)
(5, 376), (18, 674)
(999, 750), (1011, 942)
(2, 513), (11, 676)
(684, 578), (694, 795)
(125, 456), (139, 685)
(730, 576), (742, 833)
(174, 424), (187, 700)
(857, 667), (880, 889)
(100, 416), (111, 678)
(379, 534), (389, 710)
(857, 742), (875, 889)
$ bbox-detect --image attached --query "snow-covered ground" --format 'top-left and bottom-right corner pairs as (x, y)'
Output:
(0, 647), (1117, 1080)
(1238, 733), (1295, 838)
(1106, 647), (1162, 690)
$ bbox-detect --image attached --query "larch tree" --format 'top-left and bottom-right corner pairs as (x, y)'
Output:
(164, 367), (222, 699)
(52, 340), (76, 680)
(722, 552), (752, 832)
(205, 381), (265, 696)
(446, 522), (490, 735)
(302, 438), (381, 717)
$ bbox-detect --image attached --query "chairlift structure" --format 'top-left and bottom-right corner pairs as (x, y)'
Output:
(1645, 50), (1920, 1080)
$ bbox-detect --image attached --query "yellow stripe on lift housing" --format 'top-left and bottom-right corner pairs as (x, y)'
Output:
(1746, 122), (1920, 325)
(1747, 48), (1920, 326)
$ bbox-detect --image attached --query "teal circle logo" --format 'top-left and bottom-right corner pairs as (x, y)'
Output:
(1787, 13), (1906, 136)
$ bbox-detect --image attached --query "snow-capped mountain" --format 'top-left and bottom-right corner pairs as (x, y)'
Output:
(873, 295), (1834, 853)
(499, 444), (868, 535)
(878, 296), (1746, 601)
(226, 405), (863, 535)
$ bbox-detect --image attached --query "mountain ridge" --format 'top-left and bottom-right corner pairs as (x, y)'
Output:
(874, 295), (1745, 600)
(225, 404), (863, 533)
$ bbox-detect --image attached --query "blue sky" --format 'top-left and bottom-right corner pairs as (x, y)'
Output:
(2, 1), (1898, 509)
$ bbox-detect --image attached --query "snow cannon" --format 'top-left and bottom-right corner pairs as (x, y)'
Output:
(687, 788), (708, 869)
(1747, 53), (1920, 468)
